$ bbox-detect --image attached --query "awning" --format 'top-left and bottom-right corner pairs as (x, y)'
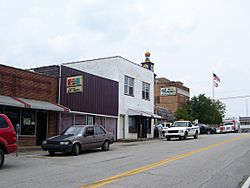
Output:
(127, 109), (162, 118)
(0, 95), (69, 112)
(17, 98), (69, 112)
(0, 95), (25, 108)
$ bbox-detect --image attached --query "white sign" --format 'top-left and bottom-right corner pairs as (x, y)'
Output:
(161, 87), (176, 96)
(67, 75), (83, 93)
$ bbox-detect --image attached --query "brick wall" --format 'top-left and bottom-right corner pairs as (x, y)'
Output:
(154, 78), (190, 113)
(0, 64), (57, 103)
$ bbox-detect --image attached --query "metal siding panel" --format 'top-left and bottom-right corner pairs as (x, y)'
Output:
(60, 66), (118, 116)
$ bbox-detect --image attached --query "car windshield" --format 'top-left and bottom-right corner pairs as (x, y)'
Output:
(171, 122), (188, 127)
(224, 122), (233, 126)
(63, 126), (84, 136)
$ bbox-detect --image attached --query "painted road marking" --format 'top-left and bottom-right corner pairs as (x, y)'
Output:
(241, 176), (250, 188)
(80, 135), (250, 188)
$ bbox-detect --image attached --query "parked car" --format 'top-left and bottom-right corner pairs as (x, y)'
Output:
(41, 125), (114, 156)
(0, 114), (17, 168)
(164, 121), (199, 141)
(197, 124), (216, 134)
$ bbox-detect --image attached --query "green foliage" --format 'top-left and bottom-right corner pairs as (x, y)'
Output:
(175, 94), (226, 124)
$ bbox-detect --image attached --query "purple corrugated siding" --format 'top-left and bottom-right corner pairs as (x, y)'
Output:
(60, 66), (118, 117)
(104, 117), (117, 141)
(61, 113), (73, 132)
(75, 115), (86, 124)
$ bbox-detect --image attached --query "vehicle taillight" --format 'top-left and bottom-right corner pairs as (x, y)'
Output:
(11, 131), (17, 143)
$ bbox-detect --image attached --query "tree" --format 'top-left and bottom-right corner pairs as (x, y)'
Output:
(175, 94), (226, 124)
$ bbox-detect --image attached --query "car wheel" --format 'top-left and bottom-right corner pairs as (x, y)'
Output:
(48, 150), (55, 156)
(179, 136), (183, 140)
(194, 131), (198, 139)
(183, 132), (188, 140)
(72, 144), (80, 156)
(0, 149), (4, 169)
(102, 140), (110, 151)
(166, 137), (171, 141)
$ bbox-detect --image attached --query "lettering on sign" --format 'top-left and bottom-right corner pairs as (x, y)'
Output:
(160, 87), (176, 96)
(66, 76), (83, 93)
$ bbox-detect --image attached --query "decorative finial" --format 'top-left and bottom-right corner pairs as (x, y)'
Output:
(145, 51), (151, 62)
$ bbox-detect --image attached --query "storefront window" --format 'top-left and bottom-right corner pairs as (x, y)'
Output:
(21, 109), (36, 135)
(128, 116), (137, 133)
(87, 115), (94, 125)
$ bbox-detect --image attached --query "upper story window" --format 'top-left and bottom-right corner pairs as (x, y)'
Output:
(142, 82), (150, 100)
(124, 76), (134, 96)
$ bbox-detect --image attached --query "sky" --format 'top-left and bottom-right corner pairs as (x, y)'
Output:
(0, 0), (250, 118)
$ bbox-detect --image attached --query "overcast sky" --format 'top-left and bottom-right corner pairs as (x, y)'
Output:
(1, 0), (250, 118)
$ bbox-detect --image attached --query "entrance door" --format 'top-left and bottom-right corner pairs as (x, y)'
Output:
(36, 112), (48, 145)
(137, 116), (147, 139)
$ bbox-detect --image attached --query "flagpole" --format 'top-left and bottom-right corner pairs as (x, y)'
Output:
(212, 73), (214, 100)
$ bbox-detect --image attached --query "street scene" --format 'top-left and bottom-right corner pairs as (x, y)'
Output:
(1, 1), (250, 188)
(1, 133), (250, 188)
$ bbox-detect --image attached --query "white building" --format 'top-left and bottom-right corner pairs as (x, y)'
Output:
(63, 54), (159, 139)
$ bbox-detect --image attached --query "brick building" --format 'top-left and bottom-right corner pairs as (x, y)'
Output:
(0, 64), (67, 146)
(154, 77), (190, 115)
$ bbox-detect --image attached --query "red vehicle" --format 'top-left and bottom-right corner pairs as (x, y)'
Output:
(0, 114), (17, 168)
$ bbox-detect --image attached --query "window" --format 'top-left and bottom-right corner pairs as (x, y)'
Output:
(124, 76), (134, 96)
(142, 82), (150, 100)
(21, 109), (35, 135)
(87, 116), (94, 125)
(85, 127), (94, 136)
(0, 116), (8, 128)
(128, 116), (137, 133)
(94, 126), (106, 135)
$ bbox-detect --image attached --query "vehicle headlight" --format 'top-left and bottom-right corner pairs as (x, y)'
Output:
(179, 130), (184, 133)
(42, 140), (47, 144)
(60, 141), (70, 145)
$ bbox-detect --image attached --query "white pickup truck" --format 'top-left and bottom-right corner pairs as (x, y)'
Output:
(164, 121), (200, 141)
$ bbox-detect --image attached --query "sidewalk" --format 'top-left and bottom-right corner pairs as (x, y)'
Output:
(17, 138), (159, 152)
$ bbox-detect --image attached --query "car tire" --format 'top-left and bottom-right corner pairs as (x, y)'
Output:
(0, 148), (4, 169)
(72, 144), (80, 156)
(48, 150), (55, 156)
(183, 132), (188, 140)
(102, 140), (110, 151)
(166, 137), (171, 141)
(194, 131), (198, 139)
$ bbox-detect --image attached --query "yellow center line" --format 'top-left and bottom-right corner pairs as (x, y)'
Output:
(80, 135), (250, 188)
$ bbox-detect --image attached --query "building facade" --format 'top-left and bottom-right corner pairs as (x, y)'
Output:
(0, 64), (67, 146)
(33, 65), (119, 140)
(63, 55), (158, 140)
(154, 77), (190, 114)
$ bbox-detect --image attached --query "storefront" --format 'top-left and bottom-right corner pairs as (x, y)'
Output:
(0, 95), (67, 145)
(33, 65), (119, 140)
(0, 64), (67, 146)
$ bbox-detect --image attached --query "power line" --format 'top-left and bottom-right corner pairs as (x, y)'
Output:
(218, 95), (250, 100)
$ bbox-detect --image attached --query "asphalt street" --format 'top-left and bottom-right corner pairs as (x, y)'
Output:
(0, 133), (250, 188)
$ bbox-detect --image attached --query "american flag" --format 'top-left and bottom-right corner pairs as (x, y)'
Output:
(213, 73), (220, 82)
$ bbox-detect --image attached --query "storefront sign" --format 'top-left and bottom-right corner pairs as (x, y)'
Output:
(160, 87), (176, 96)
(67, 76), (83, 93)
